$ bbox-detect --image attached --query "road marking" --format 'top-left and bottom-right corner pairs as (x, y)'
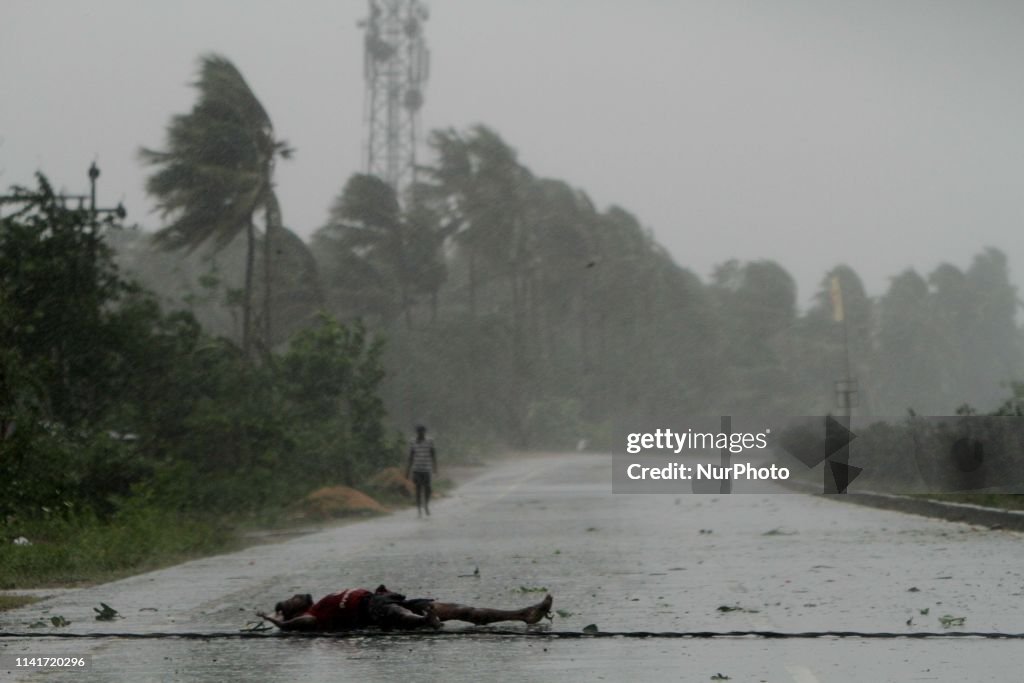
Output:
(492, 465), (551, 502)
(786, 664), (821, 683)
(461, 456), (575, 503)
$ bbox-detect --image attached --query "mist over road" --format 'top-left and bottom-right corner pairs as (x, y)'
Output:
(2, 453), (1022, 681)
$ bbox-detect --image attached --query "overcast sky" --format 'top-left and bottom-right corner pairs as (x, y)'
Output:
(3, 1), (1023, 304)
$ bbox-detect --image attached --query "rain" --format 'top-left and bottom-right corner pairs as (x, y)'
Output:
(3, 2), (1024, 680)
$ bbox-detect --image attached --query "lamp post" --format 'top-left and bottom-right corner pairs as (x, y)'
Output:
(0, 162), (126, 223)
(83, 161), (126, 223)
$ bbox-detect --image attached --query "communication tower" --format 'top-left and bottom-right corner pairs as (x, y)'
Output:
(360, 0), (430, 196)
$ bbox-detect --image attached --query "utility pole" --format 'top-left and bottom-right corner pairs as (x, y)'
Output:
(57, 162), (126, 222)
(360, 0), (430, 197)
(835, 323), (858, 418)
(829, 275), (858, 493)
(1, 162), (125, 226)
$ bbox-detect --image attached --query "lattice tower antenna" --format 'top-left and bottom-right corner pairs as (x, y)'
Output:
(360, 0), (430, 196)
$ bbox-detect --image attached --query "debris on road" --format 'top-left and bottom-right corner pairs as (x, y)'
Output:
(94, 603), (120, 621)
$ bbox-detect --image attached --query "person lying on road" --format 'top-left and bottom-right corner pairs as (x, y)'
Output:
(258, 584), (553, 632)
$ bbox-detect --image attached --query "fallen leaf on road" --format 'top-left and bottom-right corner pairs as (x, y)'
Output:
(717, 605), (759, 614)
(94, 603), (120, 621)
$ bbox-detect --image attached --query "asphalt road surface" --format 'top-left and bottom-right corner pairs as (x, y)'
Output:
(1, 453), (1023, 682)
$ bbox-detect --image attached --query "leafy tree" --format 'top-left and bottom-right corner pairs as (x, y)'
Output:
(281, 315), (394, 484)
(874, 270), (945, 413)
(260, 227), (324, 347)
(520, 179), (596, 368)
(925, 251), (1022, 411)
(710, 260), (799, 413)
(962, 249), (1020, 407)
(140, 54), (292, 356)
(799, 265), (875, 412)
(315, 174), (442, 329)
(0, 175), (160, 516)
(0, 175), (141, 425)
(420, 126), (532, 318)
(404, 183), (452, 323)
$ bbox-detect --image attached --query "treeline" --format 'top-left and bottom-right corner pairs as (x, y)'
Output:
(0, 178), (396, 527)
(97, 53), (1024, 461)
(120, 125), (1024, 453)
(112, 55), (1023, 455)
(310, 125), (1022, 445)
(7, 53), (1018, 583)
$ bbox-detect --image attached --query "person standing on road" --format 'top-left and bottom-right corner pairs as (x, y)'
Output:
(406, 424), (437, 517)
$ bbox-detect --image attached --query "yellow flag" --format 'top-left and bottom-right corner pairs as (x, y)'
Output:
(830, 276), (844, 322)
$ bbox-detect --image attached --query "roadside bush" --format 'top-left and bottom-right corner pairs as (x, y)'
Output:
(1, 177), (401, 566)
(0, 504), (228, 588)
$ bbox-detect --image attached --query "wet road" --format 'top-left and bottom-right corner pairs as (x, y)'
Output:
(2, 453), (1023, 681)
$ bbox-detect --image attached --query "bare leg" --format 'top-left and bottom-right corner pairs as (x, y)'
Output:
(374, 602), (440, 630)
(431, 594), (552, 626)
(414, 477), (423, 517)
(414, 473), (429, 517)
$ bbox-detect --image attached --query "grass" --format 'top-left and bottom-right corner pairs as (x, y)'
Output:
(0, 506), (235, 589)
(0, 594), (41, 611)
(917, 493), (1024, 511)
(0, 482), (434, 590)
(0, 466), (467, 590)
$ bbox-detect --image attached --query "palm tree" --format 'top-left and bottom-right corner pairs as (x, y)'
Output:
(420, 126), (532, 319)
(262, 225), (324, 345)
(140, 54), (291, 355)
(317, 174), (446, 330)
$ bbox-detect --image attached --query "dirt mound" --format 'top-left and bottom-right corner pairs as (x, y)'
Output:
(299, 486), (386, 519)
(367, 467), (415, 499)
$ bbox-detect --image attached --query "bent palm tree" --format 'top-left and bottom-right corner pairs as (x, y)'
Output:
(318, 174), (447, 329)
(140, 54), (291, 355)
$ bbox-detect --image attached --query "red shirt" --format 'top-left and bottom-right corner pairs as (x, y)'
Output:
(304, 589), (372, 630)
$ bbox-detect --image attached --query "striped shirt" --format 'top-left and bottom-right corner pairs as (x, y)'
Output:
(409, 438), (435, 473)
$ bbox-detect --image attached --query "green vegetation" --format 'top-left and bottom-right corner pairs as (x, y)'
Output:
(120, 59), (1024, 460)
(139, 54), (293, 355)
(1, 56), (405, 589)
(0, 174), (397, 588)
(93, 602), (120, 621)
(0, 505), (233, 589)
(5, 52), (1024, 589)
(0, 594), (41, 611)
(840, 384), (1024, 494)
(917, 494), (1024, 511)
(306, 124), (1024, 451)
(939, 614), (966, 628)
